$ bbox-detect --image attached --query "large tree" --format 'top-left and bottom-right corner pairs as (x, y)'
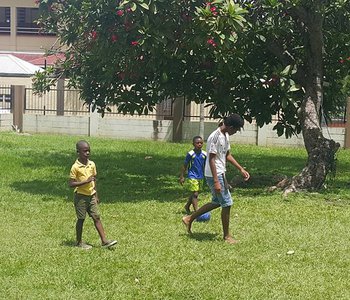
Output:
(34, 0), (350, 193)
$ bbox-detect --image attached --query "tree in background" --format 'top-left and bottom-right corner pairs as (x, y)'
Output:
(34, 0), (350, 193)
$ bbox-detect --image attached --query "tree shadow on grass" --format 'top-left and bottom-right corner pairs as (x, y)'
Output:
(61, 239), (77, 248)
(10, 145), (332, 202)
(182, 232), (218, 242)
(10, 150), (185, 203)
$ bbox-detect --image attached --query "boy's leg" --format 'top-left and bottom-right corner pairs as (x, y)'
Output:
(191, 191), (199, 211)
(89, 195), (117, 247)
(76, 219), (84, 244)
(93, 217), (118, 248)
(221, 206), (238, 244)
(74, 193), (88, 245)
(182, 202), (219, 234)
(184, 196), (192, 215)
(92, 217), (108, 243)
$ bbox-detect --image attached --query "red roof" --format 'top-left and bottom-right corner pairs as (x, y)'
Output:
(0, 52), (64, 67)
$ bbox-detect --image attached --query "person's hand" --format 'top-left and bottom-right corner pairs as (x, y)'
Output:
(240, 169), (250, 181)
(179, 176), (185, 185)
(214, 181), (221, 193)
(86, 176), (96, 183)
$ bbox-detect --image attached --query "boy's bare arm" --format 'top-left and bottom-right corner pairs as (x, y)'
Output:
(179, 164), (187, 185)
(226, 151), (250, 181)
(68, 176), (95, 188)
(209, 153), (221, 193)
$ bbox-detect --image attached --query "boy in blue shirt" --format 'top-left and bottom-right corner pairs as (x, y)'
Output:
(179, 136), (207, 214)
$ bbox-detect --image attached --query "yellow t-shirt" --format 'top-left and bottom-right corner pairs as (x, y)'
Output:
(69, 159), (97, 196)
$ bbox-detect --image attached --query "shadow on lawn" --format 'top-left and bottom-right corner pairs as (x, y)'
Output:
(182, 232), (218, 242)
(9, 146), (326, 202)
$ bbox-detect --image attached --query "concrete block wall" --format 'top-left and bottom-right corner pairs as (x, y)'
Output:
(24, 115), (88, 135)
(96, 117), (173, 141)
(21, 114), (173, 141)
(0, 112), (347, 148)
(0, 113), (12, 131)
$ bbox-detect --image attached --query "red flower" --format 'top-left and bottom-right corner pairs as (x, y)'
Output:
(210, 6), (216, 12)
(91, 31), (98, 40)
(116, 10), (123, 16)
(207, 38), (216, 47)
(340, 59), (344, 64)
(131, 41), (139, 46)
(111, 34), (118, 42)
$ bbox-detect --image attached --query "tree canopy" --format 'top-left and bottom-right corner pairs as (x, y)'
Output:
(35, 0), (349, 137)
(34, 0), (350, 191)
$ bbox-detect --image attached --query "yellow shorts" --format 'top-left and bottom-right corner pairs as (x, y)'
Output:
(185, 178), (204, 192)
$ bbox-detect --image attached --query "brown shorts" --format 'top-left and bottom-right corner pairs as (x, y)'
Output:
(74, 193), (100, 220)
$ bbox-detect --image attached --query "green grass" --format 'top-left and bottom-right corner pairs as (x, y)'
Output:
(1, 132), (350, 299)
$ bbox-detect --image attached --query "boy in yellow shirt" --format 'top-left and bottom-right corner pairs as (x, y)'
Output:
(69, 140), (117, 249)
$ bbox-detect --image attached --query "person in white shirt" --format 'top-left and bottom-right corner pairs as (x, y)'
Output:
(182, 114), (250, 244)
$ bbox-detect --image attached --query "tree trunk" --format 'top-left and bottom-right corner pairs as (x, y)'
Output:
(282, 3), (340, 195)
(199, 102), (205, 138)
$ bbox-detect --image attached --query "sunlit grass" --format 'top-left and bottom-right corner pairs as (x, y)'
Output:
(1, 132), (350, 299)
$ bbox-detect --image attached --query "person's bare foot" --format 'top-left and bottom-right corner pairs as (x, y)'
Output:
(182, 215), (192, 234)
(224, 236), (239, 244)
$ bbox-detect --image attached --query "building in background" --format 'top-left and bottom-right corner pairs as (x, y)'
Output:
(0, 0), (58, 65)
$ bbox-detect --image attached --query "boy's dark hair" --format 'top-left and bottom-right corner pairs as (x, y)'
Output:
(223, 114), (244, 129)
(192, 136), (203, 143)
(76, 140), (89, 150)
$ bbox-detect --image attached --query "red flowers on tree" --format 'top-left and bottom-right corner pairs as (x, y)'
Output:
(111, 34), (118, 42)
(90, 30), (98, 40)
(207, 38), (216, 47)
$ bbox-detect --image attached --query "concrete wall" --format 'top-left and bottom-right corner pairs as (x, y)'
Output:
(182, 119), (345, 147)
(22, 113), (173, 141)
(0, 113), (341, 147)
(0, 113), (12, 131)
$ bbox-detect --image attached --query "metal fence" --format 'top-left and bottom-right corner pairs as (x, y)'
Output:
(25, 88), (90, 115)
(24, 88), (173, 119)
(1, 85), (347, 125)
(0, 86), (12, 113)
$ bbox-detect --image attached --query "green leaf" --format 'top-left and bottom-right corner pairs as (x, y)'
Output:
(281, 65), (292, 76)
(139, 2), (149, 10)
(288, 85), (300, 92)
(130, 2), (137, 11)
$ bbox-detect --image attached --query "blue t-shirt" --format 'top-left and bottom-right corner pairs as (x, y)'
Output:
(184, 149), (207, 179)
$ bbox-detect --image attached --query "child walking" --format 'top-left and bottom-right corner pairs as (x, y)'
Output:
(179, 136), (207, 214)
(69, 140), (117, 250)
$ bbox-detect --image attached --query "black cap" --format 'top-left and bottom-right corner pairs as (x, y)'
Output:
(223, 113), (244, 129)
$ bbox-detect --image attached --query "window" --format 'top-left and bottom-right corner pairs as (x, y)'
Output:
(0, 7), (10, 34)
(17, 7), (40, 34)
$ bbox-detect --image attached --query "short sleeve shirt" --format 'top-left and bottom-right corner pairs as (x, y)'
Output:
(184, 150), (207, 179)
(204, 128), (230, 177)
(69, 159), (97, 196)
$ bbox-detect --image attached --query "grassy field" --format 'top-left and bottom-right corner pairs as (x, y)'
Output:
(1, 132), (350, 299)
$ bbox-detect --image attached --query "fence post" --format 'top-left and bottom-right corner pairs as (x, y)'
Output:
(11, 85), (25, 132)
(172, 97), (184, 142)
(345, 97), (350, 148)
(57, 78), (65, 116)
